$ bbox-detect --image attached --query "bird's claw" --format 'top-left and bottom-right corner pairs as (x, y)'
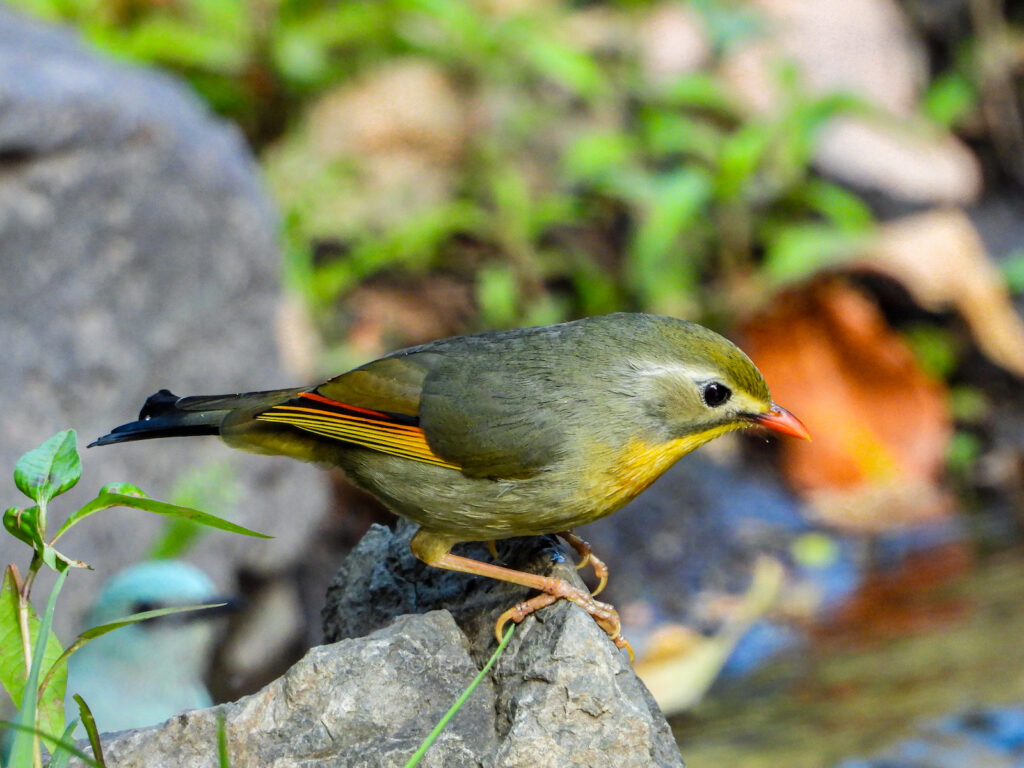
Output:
(559, 531), (610, 597)
(493, 582), (633, 664)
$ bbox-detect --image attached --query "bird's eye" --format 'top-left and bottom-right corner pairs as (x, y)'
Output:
(702, 382), (731, 407)
(131, 600), (160, 615)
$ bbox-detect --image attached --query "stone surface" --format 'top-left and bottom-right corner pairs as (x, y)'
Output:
(328, 521), (685, 767)
(74, 612), (495, 768)
(0, 7), (326, 639)
(74, 523), (684, 767)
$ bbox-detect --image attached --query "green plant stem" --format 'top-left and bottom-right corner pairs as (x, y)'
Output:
(10, 562), (35, 679)
(23, 551), (43, 596)
(403, 624), (515, 768)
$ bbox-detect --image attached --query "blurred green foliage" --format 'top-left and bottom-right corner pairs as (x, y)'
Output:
(147, 462), (241, 560)
(10, 0), (876, 332)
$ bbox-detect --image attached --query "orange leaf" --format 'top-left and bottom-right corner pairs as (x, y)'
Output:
(741, 279), (953, 530)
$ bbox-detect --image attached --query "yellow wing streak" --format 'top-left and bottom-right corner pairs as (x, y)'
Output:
(256, 405), (460, 470)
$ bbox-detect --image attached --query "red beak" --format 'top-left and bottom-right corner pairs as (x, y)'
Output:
(751, 403), (812, 441)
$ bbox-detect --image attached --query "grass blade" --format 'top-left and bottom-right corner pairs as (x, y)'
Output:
(402, 624), (514, 768)
(74, 694), (106, 767)
(0, 720), (101, 768)
(217, 710), (231, 768)
(8, 568), (68, 765)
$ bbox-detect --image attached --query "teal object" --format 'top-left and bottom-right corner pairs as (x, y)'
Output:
(66, 561), (224, 734)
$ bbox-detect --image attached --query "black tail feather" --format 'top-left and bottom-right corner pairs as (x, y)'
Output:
(137, 388), (184, 420)
(89, 390), (222, 448)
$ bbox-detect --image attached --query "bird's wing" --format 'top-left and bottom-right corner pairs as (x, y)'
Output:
(252, 336), (571, 479)
(251, 353), (461, 470)
(415, 338), (572, 479)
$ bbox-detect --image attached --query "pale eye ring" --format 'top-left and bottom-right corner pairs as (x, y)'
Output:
(702, 382), (732, 407)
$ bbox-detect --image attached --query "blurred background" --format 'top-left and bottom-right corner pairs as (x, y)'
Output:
(1, 0), (1024, 765)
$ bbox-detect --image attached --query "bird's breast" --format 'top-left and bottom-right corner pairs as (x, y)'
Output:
(580, 425), (739, 515)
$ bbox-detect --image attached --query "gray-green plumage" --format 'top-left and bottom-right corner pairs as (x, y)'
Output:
(93, 313), (781, 542)
(91, 312), (807, 652)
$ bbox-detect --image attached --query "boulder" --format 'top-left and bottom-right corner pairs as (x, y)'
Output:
(71, 523), (684, 767)
(0, 6), (325, 641)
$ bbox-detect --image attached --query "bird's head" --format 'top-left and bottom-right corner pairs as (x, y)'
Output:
(624, 316), (810, 447)
(82, 560), (232, 668)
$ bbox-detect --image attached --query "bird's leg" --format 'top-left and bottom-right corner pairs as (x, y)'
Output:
(410, 529), (633, 661)
(558, 530), (609, 597)
(487, 540), (501, 561)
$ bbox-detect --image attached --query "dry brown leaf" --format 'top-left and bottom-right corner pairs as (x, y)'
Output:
(741, 279), (953, 530)
(865, 209), (1024, 378)
(634, 557), (784, 714)
(735, 0), (926, 112)
(814, 121), (982, 206)
(309, 59), (467, 165)
(637, 2), (710, 83)
(274, 294), (322, 379)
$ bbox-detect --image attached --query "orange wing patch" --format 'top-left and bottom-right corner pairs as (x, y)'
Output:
(256, 391), (460, 470)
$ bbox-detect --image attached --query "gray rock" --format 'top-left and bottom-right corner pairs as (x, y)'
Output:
(75, 523), (684, 767)
(0, 7), (325, 638)
(74, 612), (496, 768)
(327, 521), (685, 767)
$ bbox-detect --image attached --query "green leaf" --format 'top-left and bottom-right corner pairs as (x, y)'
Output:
(716, 121), (773, 201)
(99, 482), (147, 498)
(641, 111), (723, 165)
(949, 385), (989, 424)
(762, 224), (870, 286)
(0, 566), (68, 742)
(564, 131), (636, 184)
(476, 264), (521, 328)
(55, 492), (271, 543)
(14, 430), (81, 505)
(1001, 248), (1024, 294)
(42, 543), (90, 574)
(628, 169), (713, 310)
(78, 602), (227, 641)
(6, 505), (91, 571)
(797, 180), (874, 231)
(149, 463), (240, 559)
(947, 430), (982, 476)
(515, 28), (604, 99)
(122, 16), (249, 73)
(655, 72), (737, 115)
(903, 324), (959, 379)
(923, 72), (977, 128)
(4, 506), (43, 550)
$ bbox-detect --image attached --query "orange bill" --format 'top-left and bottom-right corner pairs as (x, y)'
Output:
(752, 403), (812, 441)
(256, 391), (461, 469)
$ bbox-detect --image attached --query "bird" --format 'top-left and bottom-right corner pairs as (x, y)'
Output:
(65, 561), (229, 733)
(90, 313), (810, 657)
